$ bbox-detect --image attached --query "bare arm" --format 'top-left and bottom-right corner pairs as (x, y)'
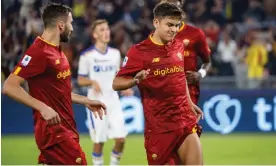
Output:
(3, 74), (61, 125)
(71, 93), (107, 119)
(77, 76), (93, 86)
(3, 74), (48, 111)
(112, 76), (137, 91)
(200, 55), (211, 73)
(71, 93), (89, 104)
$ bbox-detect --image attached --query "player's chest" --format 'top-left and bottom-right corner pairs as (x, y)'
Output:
(143, 49), (184, 74)
(89, 56), (117, 73)
(46, 52), (71, 80)
(177, 35), (198, 58)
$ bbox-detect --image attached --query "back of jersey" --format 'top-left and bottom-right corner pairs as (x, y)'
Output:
(78, 46), (121, 98)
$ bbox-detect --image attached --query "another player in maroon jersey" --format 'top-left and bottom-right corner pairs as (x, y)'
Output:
(113, 2), (203, 165)
(2, 4), (106, 165)
(161, 0), (212, 137)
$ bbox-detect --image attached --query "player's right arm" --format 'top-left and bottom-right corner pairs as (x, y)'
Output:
(113, 46), (149, 91)
(2, 49), (61, 125)
(77, 53), (102, 94)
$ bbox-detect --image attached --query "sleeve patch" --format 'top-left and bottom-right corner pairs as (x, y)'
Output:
(21, 55), (32, 66)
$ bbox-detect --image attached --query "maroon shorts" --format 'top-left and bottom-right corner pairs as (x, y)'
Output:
(38, 138), (87, 165)
(145, 125), (197, 165)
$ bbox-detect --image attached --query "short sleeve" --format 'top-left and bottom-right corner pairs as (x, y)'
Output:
(116, 46), (143, 77)
(12, 47), (46, 80)
(116, 50), (122, 71)
(78, 54), (89, 77)
(197, 29), (211, 61)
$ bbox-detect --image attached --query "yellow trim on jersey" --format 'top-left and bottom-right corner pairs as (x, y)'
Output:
(192, 125), (197, 133)
(178, 21), (185, 32)
(38, 36), (57, 47)
(149, 35), (164, 46)
(14, 67), (22, 75)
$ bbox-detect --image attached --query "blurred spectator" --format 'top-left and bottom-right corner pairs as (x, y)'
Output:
(245, 32), (268, 89)
(217, 30), (237, 76)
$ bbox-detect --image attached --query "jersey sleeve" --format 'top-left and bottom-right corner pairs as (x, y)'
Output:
(78, 54), (89, 77)
(12, 47), (47, 80)
(116, 46), (143, 78)
(197, 29), (211, 61)
(116, 50), (122, 71)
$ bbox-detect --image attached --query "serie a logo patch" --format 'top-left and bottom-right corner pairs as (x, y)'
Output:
(21, 55), (32, 66)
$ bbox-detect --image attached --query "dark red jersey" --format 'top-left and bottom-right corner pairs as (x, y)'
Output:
(13, 37), (78, 149)
(176, 24), (211, 100)
(117, 36), (196, 137)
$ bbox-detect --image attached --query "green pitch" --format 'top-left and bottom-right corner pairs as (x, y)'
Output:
(2, 133), (276, 165)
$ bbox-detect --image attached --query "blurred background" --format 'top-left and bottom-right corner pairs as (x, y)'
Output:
(1, 0), (276, 165)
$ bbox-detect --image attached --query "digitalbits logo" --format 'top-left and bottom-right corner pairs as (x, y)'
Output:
(203, 94), (242, 134)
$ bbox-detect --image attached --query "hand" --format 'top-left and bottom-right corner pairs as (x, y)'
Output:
(186, 71), (202, 85)
(40, 106), (61, 126)
(121, 88), (134, 96)
(91, 81), (102, 96)
(193, 104), (204, 122)
(134, 69), (150, 84)
(85, 100), (107, 120)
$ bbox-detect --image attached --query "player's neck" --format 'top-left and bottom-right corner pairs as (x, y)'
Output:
(151, 33), (167, 45)
(95, 42), (108, 54)
(41, 30), (60, 46)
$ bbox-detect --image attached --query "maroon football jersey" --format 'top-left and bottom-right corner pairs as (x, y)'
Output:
(176, 24), (210, 100)
(117, 36), (197, 136)
(13, 37), (78, 149)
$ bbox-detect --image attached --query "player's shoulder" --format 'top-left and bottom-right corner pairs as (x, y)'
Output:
(25, 39), (48, 57)
(107, 46), (120, 53)
(80, 45), (95, 57)
(180, 24), (202, 34)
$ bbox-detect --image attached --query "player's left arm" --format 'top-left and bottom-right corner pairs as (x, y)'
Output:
(71, 93), (106, 119)
(197, 29), (212, 77)
(185, 79), (203, 121)
(186, 29), (211, 84)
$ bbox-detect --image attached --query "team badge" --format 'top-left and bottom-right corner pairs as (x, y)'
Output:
(152, 153), (157, 160)
(21, 55), (32, 66)
(75, 157), (82, 164)
(183, 39), (190, 46)
(55, 59), (60, 65)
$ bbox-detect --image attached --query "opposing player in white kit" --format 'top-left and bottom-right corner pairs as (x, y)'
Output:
(77, 19), (132, 165)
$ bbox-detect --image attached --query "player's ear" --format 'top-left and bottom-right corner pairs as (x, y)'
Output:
(153, 18), (159, 29)
(58, 21), (65, 32)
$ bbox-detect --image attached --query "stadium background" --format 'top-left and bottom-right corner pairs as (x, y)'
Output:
(1, 0), (276, 165)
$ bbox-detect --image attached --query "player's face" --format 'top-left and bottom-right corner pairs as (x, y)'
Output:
(60, 12), (73, 43)
(93, 23), (111, 43)
(154, 17), (181, 42)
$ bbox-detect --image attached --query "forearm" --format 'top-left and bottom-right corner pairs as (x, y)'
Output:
(199, 57), (211, 78)
(71, 93), (89, 105)
(185, 80), (194, 107)
(3, 83), (47, 111)
(112, 76), (136, 91)
(77, 76), (94, 87)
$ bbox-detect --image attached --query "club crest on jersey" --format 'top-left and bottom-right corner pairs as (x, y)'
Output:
(177, 52), (183, 60)
(21, 55), (32, 66)
(122, 56), (128, 67)
(183, 39), (190, 46)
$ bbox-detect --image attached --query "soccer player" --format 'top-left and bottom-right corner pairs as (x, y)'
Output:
(2, 4), (106, 165)
(113, 2), (203, 165)
(162, 0), (212, 106)
(77, 19), (130, 165)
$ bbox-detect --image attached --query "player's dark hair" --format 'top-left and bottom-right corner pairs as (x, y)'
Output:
(41, 3), (72, 28)
(153, 2), (183, 20)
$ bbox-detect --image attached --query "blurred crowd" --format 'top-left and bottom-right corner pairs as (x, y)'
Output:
(2, 0), (276, 89)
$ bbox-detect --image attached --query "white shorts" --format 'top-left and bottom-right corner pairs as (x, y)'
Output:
(85, 97), (128, 143)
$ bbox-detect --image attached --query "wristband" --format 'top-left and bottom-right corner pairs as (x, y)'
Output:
(198, 69), (207, 78)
